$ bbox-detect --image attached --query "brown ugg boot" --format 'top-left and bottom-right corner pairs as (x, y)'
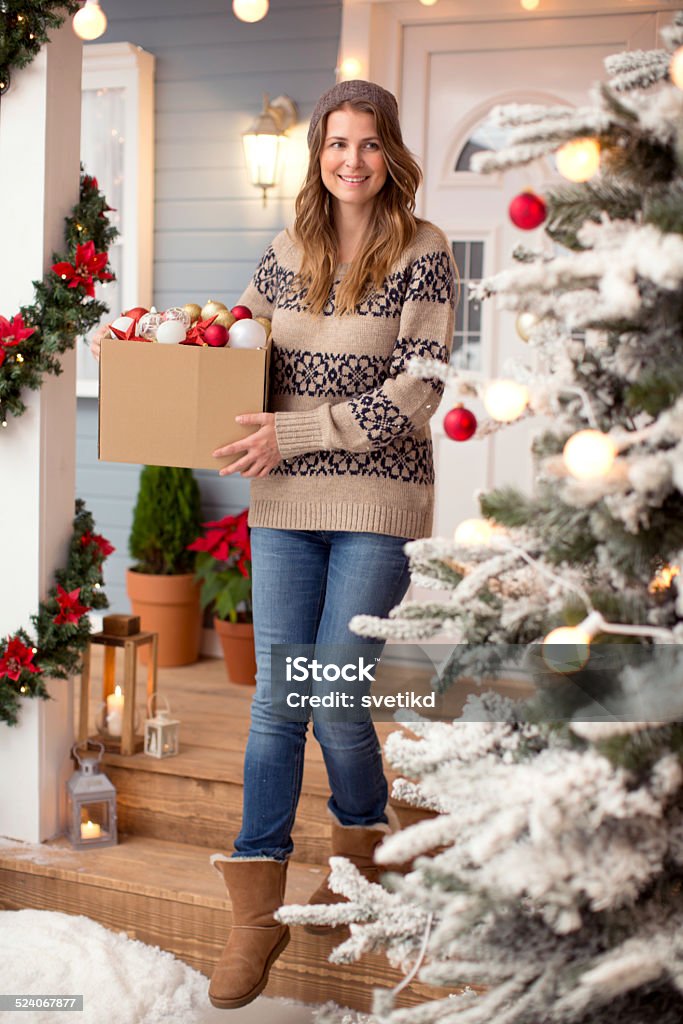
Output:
(208, 855), (290, 1009)
(305, 813), (398, 936)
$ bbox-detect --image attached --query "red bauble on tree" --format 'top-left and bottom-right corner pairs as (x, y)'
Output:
(444, 404), (477, 442)
(508, 190), (547, 230)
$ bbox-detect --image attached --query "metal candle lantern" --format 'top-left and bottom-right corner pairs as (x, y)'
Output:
(144, 694), (180, 758)
(66, 741), (118, 849)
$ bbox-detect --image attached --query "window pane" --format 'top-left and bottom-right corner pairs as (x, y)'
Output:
(450, 240), (485, 372)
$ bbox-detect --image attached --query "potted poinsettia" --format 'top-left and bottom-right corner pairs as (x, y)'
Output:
(187, 509), (256, 686)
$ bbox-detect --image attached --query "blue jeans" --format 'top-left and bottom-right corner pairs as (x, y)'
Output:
(233, 528), (412, 861)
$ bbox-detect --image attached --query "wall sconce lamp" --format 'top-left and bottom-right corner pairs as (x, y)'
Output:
(242, 94), (298, 208)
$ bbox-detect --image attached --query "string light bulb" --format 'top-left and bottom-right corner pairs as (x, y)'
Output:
(483, 379), (529, 422)
(339, 57), (362, 79)
(454, 518), (495, 546)
(521, 0), (540, 9)
(419, 0), (439, 5)
(16, 354), (24, 364)
(232, 0), (269, 22)
(542, 619), (598, 674)
(556, 137), (601, 183)
(649, 564), (680, 594)
(515, 311), (539, 342)
(670, 47), (683, 89)
(73, 0), (108, 41)
(563, 429), (617, 480)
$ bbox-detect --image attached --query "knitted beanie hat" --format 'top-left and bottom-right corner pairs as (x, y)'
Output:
(307, 79), (401, 148)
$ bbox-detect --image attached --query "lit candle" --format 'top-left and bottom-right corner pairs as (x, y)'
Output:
(81, 820), (102, 839)
(106, 685), (124, 736)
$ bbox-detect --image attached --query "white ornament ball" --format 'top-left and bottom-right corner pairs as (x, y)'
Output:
(138, 307), (163, 340)
(228, 318), (267, 349)
(671, 47), (683, 90)
(109, 316), (134, 337)
(483, 379), (529, 422)
(156, 319), (187, 345)
(162, 306), (192, 330)
(562, 429), (617, 480)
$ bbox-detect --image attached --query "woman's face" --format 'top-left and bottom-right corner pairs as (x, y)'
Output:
(319, 105), (388, 212)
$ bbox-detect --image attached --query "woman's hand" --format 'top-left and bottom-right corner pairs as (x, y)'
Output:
(213, 413), (282, 478)
(90, 323), (110, 361)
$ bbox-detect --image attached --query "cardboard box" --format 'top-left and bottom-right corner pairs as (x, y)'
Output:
(98, 337), (272, 470)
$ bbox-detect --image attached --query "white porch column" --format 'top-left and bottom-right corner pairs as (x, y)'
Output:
(0, 23), (82, 842)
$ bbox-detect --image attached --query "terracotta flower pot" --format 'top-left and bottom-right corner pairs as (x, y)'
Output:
(214, 616), (256, 686)
(126, 570), (201, 668)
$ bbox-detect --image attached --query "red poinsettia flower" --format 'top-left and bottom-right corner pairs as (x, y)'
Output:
(188, 509), (251, 575)
(0, 313), (35, 366)
(82, 175), (99, 192)
(183, 314), (218, 346)
(52, 240), (114, 299)
(80, 531), (115, 559)
(0, 636), (41, 682)
(54, 584), (91, 626)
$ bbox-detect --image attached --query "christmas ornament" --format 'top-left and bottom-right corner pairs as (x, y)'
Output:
(556, 137), (601, 182)
(138, 307), (163, 340)
(454, 518), (495, 546)
(201, 299), (228, 321)
(182, 303), (202, 324)
(203, 324), (229, 348)
(508, 190), (546, 230)
(109, 320), (147, 343)
(156, 319), (187, 345)
(213, 309), (237, 331)
(161, 306), (192, 330)
(108, 315), (134, 338)
(670, 46), (683, 89)
(230, 305), (253, 321)
(123, 306), (148, 323)
(185, 315), (219, 346)
(228, 318), (267, 349)
(483, 379), (529, 422)
(562, 429), (617, 480)
(443, 404), (477, 441)
(254, 316), (272, 338)
(515, 311), (538, 342)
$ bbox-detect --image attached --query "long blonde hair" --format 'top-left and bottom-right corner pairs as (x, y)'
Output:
(293, 99), (423, 315)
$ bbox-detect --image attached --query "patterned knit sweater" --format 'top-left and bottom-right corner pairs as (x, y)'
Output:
(237, 220), (457, 540)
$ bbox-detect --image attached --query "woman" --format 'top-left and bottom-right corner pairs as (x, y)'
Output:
(94, 79), (456, 1010)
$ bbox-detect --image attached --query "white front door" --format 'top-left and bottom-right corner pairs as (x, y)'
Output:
(400, 11), (666, 541)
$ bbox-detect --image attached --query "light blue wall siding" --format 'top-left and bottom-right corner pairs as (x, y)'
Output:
(77, 0), (341, 611)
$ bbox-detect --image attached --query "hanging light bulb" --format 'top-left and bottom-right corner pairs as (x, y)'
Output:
(520, 0), (540, 9)
(73, 0), (108, 41)
(556, 137), (601, 183)
(515, 311), (539, 342)
(419, 0), (439, 6)
(454, 518), (495, 546)
(648, 564), (681, 594)
(563, 429), (617, 480)
(232, 0), (269, 23)
(670, 47), (683, 89)
(483, 380), (529, 422)
(339, 57), (363, 79)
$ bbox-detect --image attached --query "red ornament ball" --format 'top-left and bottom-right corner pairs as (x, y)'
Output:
(203, 323), (229, 348)
(123, 306), (149, 323)
(508, 191), (547, 230)
(230, 305), (252, 321)
(444, 405), (477, 442)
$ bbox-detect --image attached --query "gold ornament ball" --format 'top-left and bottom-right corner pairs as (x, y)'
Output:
(182, 303), (202, 323)
(515, 311), (539, 342)
(556, 137), (601, 183)
(214, 309), (237, 330)
(201, 299), (228, 320)
(671, 47), (683, 89)
(254, 316), (272, 338)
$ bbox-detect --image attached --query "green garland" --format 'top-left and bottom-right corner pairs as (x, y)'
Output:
(0, 1), (80, 96)
(0, 170), (118, 426)
(0, 500), (112, 727)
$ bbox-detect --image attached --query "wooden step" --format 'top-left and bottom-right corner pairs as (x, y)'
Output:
(0, 834), (461, 1013)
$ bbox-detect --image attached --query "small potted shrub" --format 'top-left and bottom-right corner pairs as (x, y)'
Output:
(126, 466), (203, 667)
(188, 509), (256, 686)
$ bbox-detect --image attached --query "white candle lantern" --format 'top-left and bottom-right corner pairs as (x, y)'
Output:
(144, 695), (180, 759)
(66, 741), (118, 850)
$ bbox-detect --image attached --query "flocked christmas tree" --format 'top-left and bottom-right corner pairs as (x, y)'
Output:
(279, 14), (683, 1024)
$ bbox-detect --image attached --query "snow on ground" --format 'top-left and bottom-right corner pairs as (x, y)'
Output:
(0, 909), (315, 1024)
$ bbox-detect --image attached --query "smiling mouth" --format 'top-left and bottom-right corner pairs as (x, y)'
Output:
(338, 175), (370, 184)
